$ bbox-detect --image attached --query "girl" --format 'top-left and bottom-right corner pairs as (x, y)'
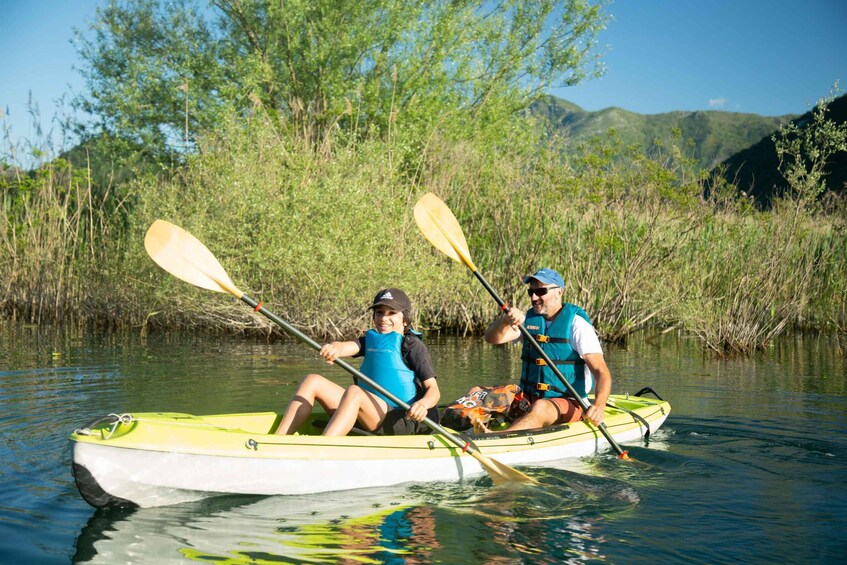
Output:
(275, 288), (440, 436)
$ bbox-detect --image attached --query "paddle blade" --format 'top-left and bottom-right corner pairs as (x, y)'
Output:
(414, 192), (477, 272)
(474, 452), (539, 485)
(144, 220), (242, 297)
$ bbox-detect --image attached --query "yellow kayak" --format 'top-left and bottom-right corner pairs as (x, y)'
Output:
(71, 392), (670, 508)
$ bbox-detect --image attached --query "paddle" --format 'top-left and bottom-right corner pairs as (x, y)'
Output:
(413, 192), (630, 459)
(143, 219), (537, 485)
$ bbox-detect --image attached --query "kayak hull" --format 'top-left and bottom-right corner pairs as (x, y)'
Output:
(70, 394), (670, 508)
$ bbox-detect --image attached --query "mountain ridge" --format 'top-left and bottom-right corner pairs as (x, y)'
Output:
(530, 94), (797, 172)
(717, 93), (847, 205)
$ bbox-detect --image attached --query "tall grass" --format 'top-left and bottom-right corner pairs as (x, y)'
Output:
(1, 97), (137, 327)
(671, 209), (843, 354)
(1, 156), (123, 325)
(3, 108), (846, 355)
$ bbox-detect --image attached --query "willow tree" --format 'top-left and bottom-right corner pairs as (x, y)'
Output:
(75, 0), (608, 156)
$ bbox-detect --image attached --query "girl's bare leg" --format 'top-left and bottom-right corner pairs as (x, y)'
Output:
(275, 374), (345, 435)
(322, 385), (389, 436)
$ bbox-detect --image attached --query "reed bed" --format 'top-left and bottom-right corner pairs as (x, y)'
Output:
(2, 158), (112, 325)
(3, 113), (845, 355)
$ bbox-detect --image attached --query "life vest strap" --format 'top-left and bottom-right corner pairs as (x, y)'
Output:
(521, 355), (584, 367)
(532, 334), (570, 344)
(520, 382), (573, 400)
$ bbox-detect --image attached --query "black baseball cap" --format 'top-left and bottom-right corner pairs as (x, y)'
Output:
(369, 288), (413, 316)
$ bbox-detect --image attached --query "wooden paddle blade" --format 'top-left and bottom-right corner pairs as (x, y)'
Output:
(414, 192), (478, 272)
(144, 220), (242, 297)
(474, 452), (538, 485)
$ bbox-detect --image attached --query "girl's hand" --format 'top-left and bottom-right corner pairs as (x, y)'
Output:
(319, 343), (339, 364)
(406, 401), (428, 422)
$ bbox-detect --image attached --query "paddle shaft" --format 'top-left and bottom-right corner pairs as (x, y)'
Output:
(470, 271), (628, 458)
(238, 294), (485, 457)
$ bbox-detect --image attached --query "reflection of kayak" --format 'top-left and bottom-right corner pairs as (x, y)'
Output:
(70, 393), (670, 508)
(73, 486), (425, 564)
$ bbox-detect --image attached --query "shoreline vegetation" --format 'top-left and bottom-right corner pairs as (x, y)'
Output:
(4, 2), (845, 357)
(3, 96), (845, 357)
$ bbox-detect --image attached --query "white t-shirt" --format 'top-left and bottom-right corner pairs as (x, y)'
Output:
(571, 315), (602, 395)
(571, 315), (603, 357)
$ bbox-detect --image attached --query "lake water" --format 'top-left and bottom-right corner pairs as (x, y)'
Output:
(1, 323), (845, 563)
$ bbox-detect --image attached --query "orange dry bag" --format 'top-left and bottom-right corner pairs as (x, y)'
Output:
(439, 384), (520, 432)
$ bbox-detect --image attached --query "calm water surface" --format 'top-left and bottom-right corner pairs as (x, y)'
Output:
(1, 324), (845, 564)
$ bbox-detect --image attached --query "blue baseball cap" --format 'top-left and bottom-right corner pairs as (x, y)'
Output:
(523, 268), (565, 288)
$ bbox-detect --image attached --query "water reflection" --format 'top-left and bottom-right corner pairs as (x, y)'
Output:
(72, 467), (652, 564)
(74, 487), (413, 563)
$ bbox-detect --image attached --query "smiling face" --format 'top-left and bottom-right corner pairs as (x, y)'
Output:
(372, 305), (406, 334)
(527, 280), (563, 318)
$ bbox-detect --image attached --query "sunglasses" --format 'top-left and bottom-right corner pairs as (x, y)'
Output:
(527, 286), (558, 297)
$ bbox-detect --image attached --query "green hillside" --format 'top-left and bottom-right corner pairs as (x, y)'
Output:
(717, 93), (847, 206)
(530, 95), (795, 171)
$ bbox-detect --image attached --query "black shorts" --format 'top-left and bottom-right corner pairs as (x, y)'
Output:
(378, 407), (437, 435)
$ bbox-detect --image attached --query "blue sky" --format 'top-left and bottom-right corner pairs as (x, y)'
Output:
(2, 0), (845, 154)
(555, 0), (847, 116)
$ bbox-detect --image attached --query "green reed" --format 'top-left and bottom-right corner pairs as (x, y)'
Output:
(1, 157), (113, 324)
(3, 110), (845, 355)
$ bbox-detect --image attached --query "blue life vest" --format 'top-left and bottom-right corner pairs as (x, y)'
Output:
(359, 329), (418, 408)
(520, 303), (593, 399)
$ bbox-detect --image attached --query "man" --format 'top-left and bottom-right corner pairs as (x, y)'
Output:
(484, 268), (611, 431)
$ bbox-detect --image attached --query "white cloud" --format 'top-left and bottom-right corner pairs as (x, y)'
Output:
(708, 97), (728, 108)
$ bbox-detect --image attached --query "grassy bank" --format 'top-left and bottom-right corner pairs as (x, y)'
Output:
(2, 112), (846, 355)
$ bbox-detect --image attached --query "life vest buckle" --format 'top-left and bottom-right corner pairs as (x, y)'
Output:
(534, 358), (547, 366)
(536, 334), (549, 343)
(535, 383), (551, 391)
